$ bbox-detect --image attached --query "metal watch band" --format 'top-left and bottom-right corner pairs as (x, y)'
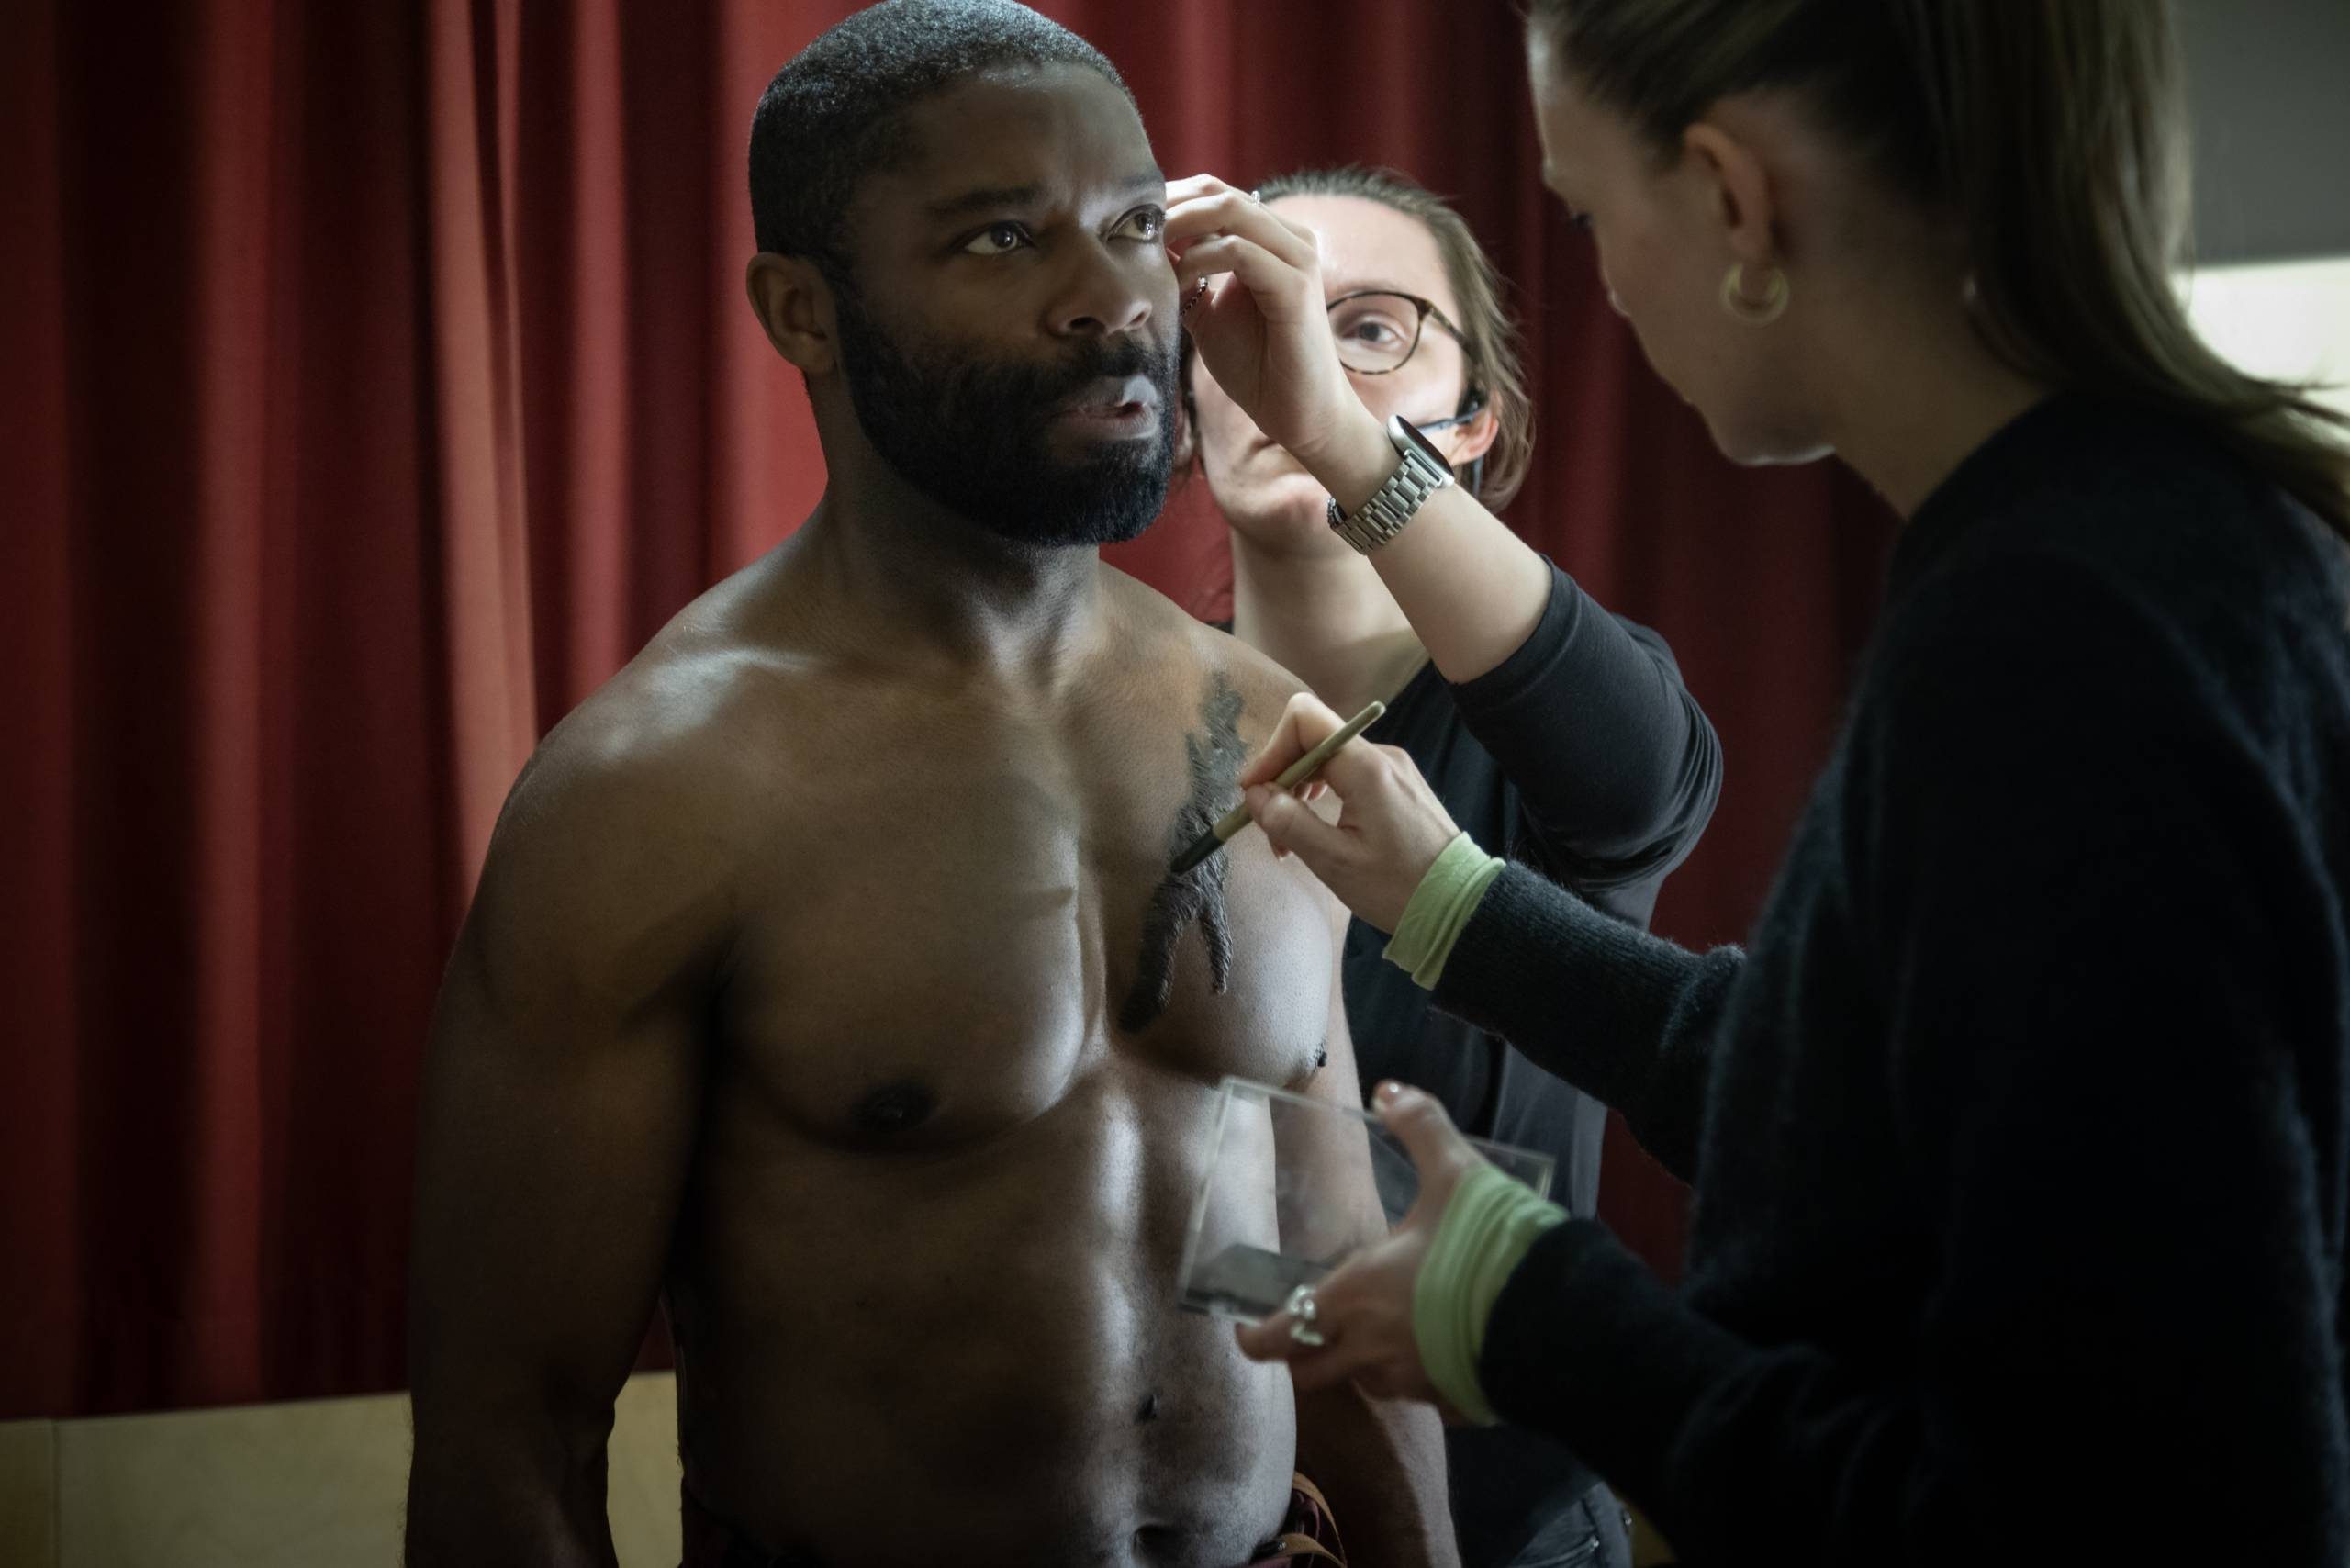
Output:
(1326, 415), (1455, 554)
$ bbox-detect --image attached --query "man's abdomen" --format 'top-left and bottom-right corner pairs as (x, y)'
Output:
(666, 1067), (1297, 1568)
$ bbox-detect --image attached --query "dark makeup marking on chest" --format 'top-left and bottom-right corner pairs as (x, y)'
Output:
(1117, 674), (1246, 1035)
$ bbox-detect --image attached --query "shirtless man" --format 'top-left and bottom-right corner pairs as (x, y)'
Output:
(402, 5), (1451, 1564)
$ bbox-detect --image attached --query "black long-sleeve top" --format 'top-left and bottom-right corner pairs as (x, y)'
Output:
(1339, 567), (1720, 1564)
(1434, 396), (2350, 1564)
(1344, 564), (1721, 1204)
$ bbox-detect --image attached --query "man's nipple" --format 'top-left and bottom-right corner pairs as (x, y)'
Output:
(853, 1081), (938, 1137)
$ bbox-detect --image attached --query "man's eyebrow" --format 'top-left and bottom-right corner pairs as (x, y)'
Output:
(926, 183), (1046, 219)
(923, 170), (1166, 221)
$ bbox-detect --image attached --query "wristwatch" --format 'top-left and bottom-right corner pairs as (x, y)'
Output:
(1326, 414), (1454, 554)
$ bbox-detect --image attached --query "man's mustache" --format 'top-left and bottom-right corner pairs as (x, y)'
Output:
(994, 338), (1176, 406)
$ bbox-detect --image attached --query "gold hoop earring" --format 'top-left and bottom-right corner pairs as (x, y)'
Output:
(1721, 262), (1789, 325)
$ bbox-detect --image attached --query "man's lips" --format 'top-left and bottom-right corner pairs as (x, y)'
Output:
(1058, 375), (1161, 420)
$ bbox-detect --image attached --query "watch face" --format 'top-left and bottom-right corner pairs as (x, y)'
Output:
(1390, 414), (1455, 477)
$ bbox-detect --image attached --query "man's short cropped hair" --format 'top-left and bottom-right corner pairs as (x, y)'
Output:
(749, 0), (1136, 285)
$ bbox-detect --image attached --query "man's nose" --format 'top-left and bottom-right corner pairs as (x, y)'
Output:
(1046, 240), (1154, 339)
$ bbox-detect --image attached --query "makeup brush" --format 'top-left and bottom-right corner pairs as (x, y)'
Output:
(1169, 700), (1385, 876)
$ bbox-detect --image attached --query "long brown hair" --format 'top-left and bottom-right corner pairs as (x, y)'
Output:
(1527, 0), (2350, 543)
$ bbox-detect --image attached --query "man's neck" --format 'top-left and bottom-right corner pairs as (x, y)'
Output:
(798, 440), (1103, 682)
(1227, 525), (1427, 718)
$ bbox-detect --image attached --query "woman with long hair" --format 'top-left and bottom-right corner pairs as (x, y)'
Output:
(1166, 0), (2350, 1559)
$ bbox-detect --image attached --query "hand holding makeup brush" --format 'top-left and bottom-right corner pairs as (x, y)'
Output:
(1240, 690), (1467, 935)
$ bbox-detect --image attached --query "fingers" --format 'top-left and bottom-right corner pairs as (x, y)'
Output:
(1174, 235), (1321, 327)
(1234, 1318), (1372, 1395)
(1163, 172), (1238, 207)
(1165, 185), (1318, 271)
(1169, 235), (1260, 302)
(1230, 1254), (1428, 1402)
(1373, 1081), (1485, 1205)
(1283, 1342), (1365, 1395)
(1233, 1308), (1309, 1362)
(1238, 690), (1348, 790)
(1376, 1081), (1464, 1159)
(1246, 784), (1349, 868)
(1238, 692), (1408, 795)
(1231, 1315), (1286, 1361)
(1164, 174), (1319, 245)
(1292, 733), (1405, 804)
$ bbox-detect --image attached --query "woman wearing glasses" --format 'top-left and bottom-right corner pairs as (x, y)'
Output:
(1186, 168), (1721, 1568)
(1172, 0), (2350, 1561)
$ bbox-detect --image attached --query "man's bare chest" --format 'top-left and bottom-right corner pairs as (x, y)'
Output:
(711, 672), (1336, 1148)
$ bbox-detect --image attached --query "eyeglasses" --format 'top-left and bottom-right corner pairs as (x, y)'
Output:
(1326, 290), (1468, 375)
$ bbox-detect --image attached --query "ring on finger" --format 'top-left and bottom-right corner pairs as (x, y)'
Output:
(1283, 1283), (1326, 1348)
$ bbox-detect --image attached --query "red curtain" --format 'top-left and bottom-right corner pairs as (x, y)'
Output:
(0, 0), (1895, 1420)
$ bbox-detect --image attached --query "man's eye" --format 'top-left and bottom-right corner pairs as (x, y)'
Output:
(1116, 207), (1166, 242)
(963, 222), (1031, 256)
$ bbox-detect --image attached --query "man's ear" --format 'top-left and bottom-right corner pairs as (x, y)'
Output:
(1681, 120), (1779, 267)
(745, 252), (840, 375)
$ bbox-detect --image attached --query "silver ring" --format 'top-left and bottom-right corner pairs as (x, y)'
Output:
(1283, 1283), (1326, 1347)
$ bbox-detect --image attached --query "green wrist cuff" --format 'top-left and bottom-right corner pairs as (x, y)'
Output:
(1411, 1161), (1568, 1426)
(1382, 832), (1506, 990)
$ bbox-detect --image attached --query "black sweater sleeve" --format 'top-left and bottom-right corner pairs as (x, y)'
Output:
(1447, 560), (1722, 893)
(1430, 863), (1738, 1182)
(1472, 556), (2350, 1565)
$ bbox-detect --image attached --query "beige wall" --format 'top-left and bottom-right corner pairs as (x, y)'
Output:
(0, 1372), (682, 1568)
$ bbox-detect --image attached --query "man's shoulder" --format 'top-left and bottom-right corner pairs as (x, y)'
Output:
(486, 584), (825, 907)
(529, 635), (782, 812)
(456, 638), (776, 1003)
(1096, 564), (1305, 725)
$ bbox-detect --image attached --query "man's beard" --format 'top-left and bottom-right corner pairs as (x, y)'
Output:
(832, 284), (1179, 550)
